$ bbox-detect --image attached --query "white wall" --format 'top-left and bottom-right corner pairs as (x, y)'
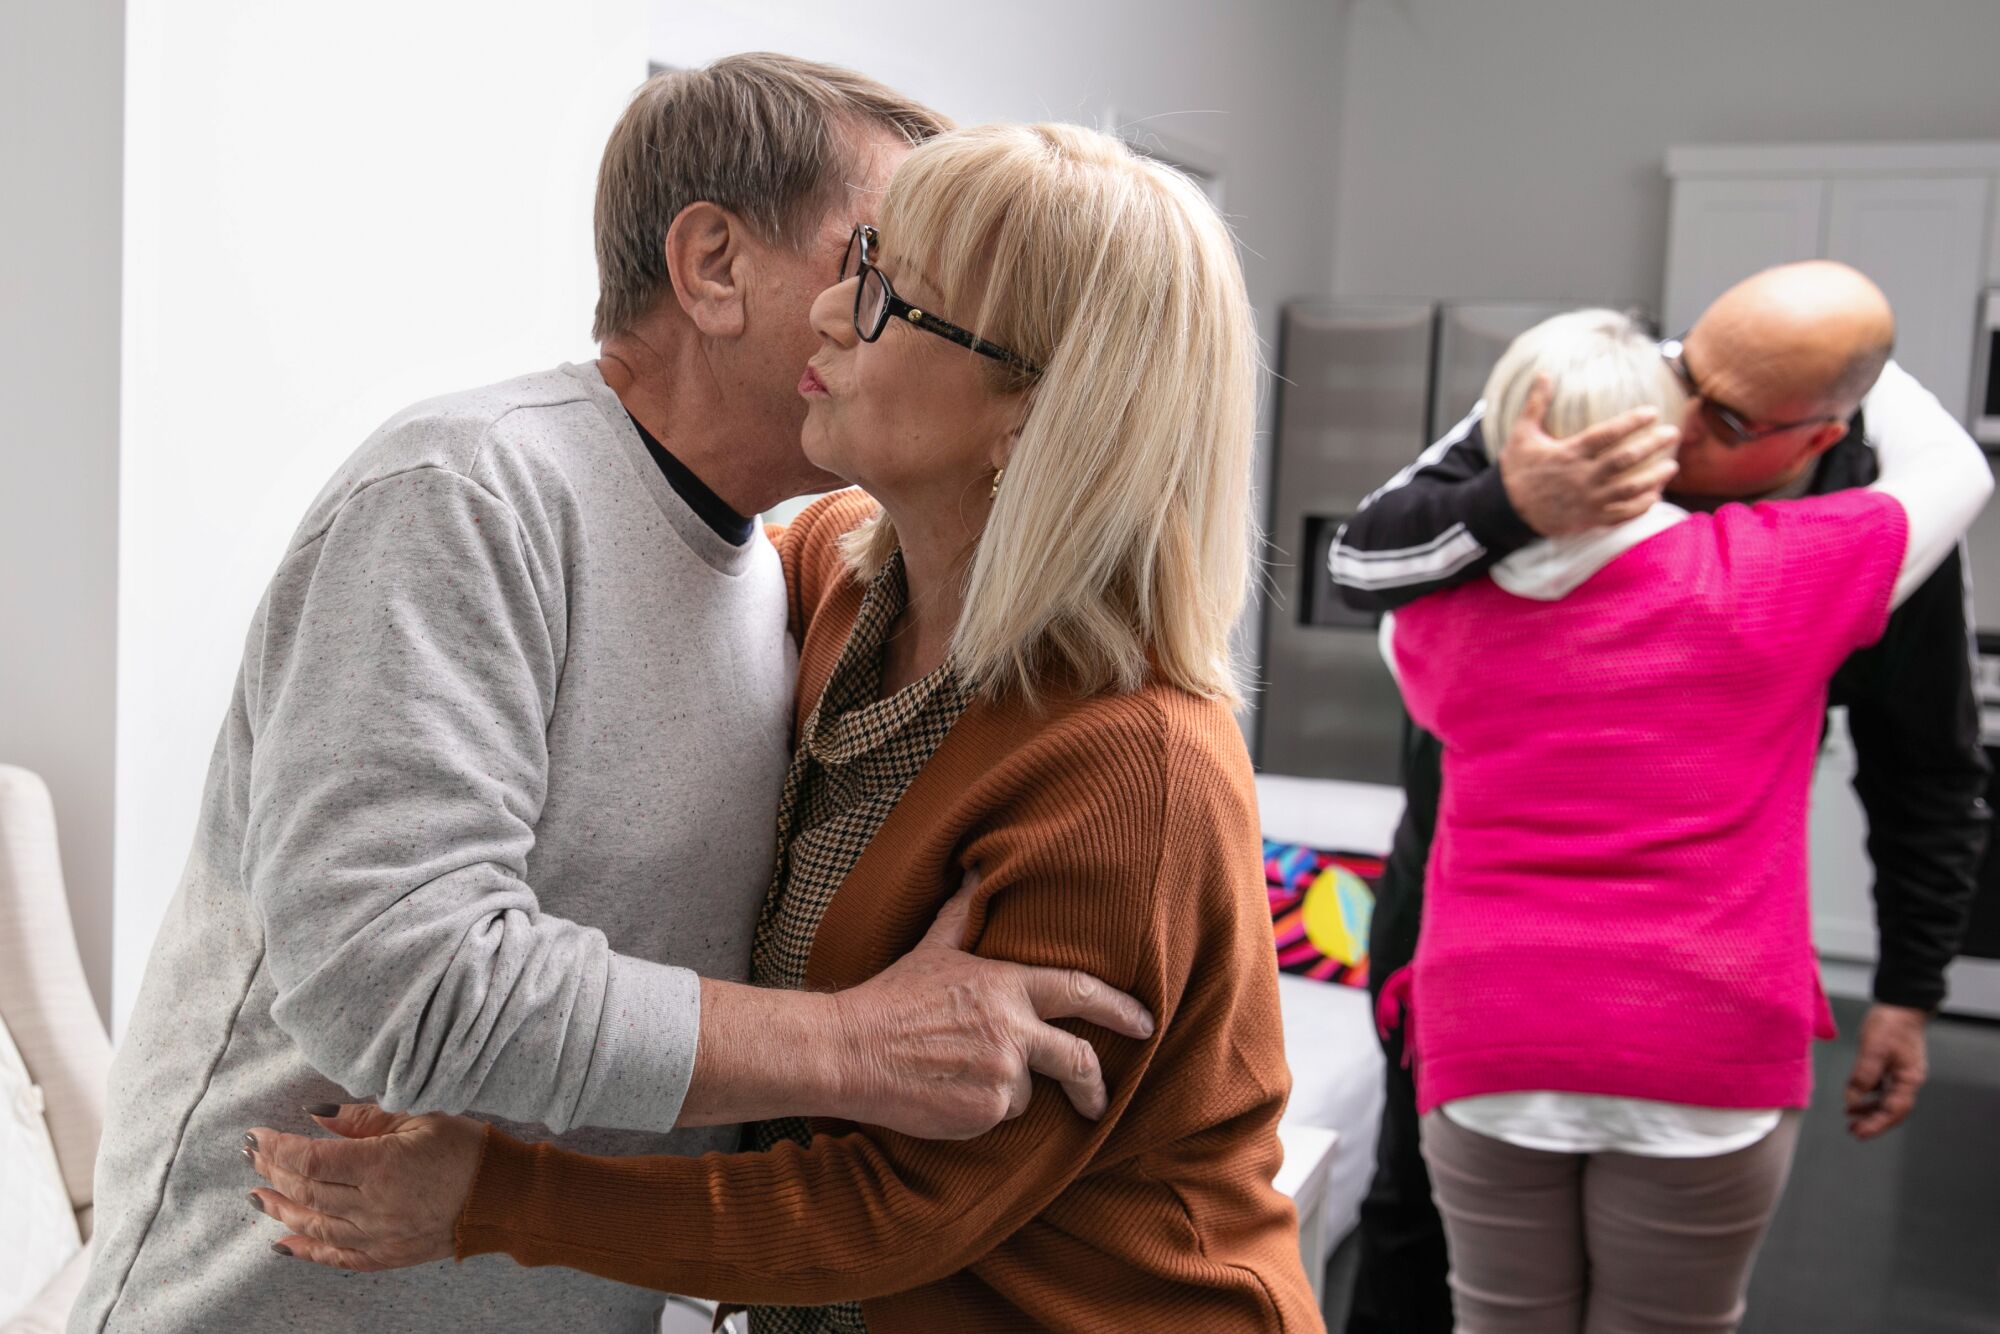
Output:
(658, 0), (1350, 732)
(657, 1), (1344, 360)
(1, 0), (125, 1021)
(114, 0), (650, 1031)
(1332, 0), (2000, 310)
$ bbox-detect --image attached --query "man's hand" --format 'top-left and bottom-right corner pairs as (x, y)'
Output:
(1498, 373), (1682, 536)
(680, 874), (1153, 1139)
(828, 873), (1155, 1140)
(1845, 1003), (1929, 1140)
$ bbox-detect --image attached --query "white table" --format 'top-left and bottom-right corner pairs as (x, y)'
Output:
(1275, 1121), (1341, 1306)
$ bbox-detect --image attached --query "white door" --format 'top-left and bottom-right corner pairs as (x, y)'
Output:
(1825, 175), (1992, 425)
(1808, 708), (1878, 966)
(1663, 178), (1826, 333)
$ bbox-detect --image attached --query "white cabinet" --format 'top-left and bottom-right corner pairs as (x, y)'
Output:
(1825, 175), (1991, 423)
(1663, 144), (2000, 425)
(1807, 709), (1876, 965)
(1663, 179), (1825, 333)
(1665, 147), (2000, 1011)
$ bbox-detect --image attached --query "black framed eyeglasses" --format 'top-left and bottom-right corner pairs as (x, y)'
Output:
(838, 225), (1041, 375)
(1661, 337), (1838, 446)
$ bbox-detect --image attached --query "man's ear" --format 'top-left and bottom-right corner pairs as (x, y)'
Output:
(662, 200), (748, 340)
(1801, 417), (1852, 461)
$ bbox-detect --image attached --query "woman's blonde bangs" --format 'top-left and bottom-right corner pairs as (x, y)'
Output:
(841, 123), (1261, 709)
(872, 132), (1063, 382)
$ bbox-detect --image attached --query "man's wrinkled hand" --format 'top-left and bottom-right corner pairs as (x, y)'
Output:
(1498, 372), (1681, 536)
(245, 1103), (488, 1271)
(829, 870), (1155, 1141)
(1845, 1003), (1929, 1140)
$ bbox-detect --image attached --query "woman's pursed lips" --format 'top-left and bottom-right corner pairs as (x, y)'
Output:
(798, 364), (830, 397)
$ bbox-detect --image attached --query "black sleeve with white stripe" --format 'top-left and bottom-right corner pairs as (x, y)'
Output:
(1328, 407), (1540, 612)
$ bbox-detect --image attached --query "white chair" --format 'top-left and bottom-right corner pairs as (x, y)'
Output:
(0, 766), (113, 1333)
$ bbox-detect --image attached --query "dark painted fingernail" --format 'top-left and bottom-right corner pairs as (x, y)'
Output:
(303, 1103), (340, 1118)
(272, 1242), (294, 1258)
(243, 1132), (258, 1152)
(241, 1147), (254, 1164)
(248, 1192), (265, 1214)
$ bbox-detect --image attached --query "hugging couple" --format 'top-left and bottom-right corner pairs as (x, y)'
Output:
(72, 53), (1324, 1334)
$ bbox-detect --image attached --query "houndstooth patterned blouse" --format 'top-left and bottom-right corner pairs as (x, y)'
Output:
(743, 550), (969, 1334)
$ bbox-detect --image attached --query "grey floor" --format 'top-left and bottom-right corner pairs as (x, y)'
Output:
(1742, 996), (2000, 1334)
(1319, 994), (2000, 1332)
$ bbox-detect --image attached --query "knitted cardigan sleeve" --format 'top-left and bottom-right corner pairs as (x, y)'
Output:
(452, 698), (1218, 1304)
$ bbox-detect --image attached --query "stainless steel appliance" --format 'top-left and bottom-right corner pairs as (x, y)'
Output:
(1257, 298), (1652, 784)
(1974, 287), (2000, 446)
(1430, 301), (1572, 437)
(1258, 299), (1436, 783)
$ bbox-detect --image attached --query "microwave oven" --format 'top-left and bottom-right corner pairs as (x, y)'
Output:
(1977, 288), (2000, 446)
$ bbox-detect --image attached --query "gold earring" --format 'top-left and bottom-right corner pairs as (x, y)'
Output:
(990, 467), (1005, 498)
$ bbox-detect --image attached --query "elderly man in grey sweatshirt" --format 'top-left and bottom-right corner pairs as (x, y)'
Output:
(72, 57), (1149, 1334)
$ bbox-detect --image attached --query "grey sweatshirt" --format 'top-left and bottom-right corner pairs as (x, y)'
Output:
(72, 364), (794, 1333)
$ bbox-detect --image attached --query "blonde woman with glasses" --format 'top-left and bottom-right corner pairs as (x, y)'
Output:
(242, 122), (1323, 1332)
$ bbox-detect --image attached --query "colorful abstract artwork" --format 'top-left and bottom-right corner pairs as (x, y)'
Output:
(1264, 839), (1379, 988)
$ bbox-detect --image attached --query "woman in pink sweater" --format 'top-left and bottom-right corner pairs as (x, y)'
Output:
(1382, 294), (1990, 1334)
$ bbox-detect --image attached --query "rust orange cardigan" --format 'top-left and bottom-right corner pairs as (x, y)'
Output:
(456, 492), (1321, 1332)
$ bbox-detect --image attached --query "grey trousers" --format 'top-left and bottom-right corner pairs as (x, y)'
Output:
(1418, 1108), (1803, 1334)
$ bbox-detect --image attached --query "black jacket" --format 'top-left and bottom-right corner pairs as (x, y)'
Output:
(1330, 408), (1989, 1010)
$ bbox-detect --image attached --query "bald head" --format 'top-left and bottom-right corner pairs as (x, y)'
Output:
(1692, 260), (1896, 419)
(1667, 261), (1897, 501)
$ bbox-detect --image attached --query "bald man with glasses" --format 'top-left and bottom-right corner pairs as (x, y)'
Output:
(1328, 260), (1990, 1334)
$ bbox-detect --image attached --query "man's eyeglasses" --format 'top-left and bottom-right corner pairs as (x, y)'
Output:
(1661, 337), (1838, 446)
(838, 225), (1041, 376)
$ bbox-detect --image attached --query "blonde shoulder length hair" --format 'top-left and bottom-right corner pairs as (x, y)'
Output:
(842, 122), (1261, 707)
(1480, 308), (1686, 458)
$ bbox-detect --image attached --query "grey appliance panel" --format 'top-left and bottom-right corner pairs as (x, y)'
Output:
(1430, 302), (1573, 440)
(1261, 618), (1408, 785)
(1260, 299), (1436, 783)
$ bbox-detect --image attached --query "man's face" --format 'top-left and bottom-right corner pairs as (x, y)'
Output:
(1670, 315), (1846, 501)
(739, 131), (911, 500)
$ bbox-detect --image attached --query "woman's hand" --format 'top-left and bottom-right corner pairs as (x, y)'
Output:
(244, 1103), (489, 1271)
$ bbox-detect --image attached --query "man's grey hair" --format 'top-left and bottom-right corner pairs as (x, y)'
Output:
(592, 53), (950, 341)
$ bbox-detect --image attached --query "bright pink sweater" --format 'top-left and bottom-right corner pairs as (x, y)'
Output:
(1389, 491), (1909, 1113)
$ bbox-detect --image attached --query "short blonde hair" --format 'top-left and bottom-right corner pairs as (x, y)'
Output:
(843, 123), (1260, 707)
(1481, 309), (1685, 457)
(592, 53), (950, 340)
